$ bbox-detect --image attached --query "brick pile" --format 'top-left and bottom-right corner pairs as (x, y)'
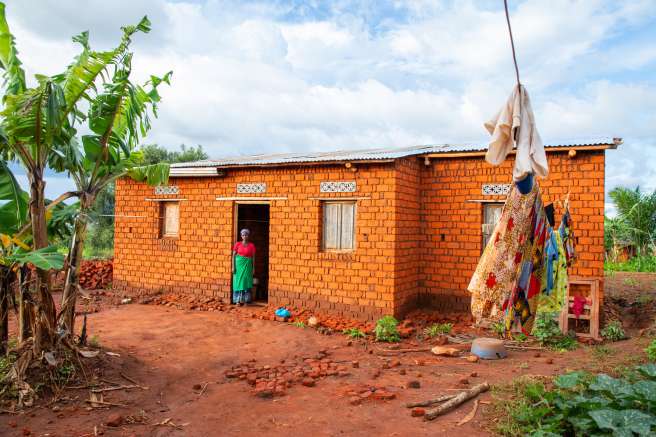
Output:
(78, 259), (113, 289)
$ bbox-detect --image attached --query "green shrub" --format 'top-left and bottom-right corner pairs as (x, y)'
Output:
(646, 340), (656, 362)
(343, 328), (365, 339)
(292, 321), (306, 328)
(492, 321), (506, 337)
(601, 320), (626, 342)
(605, 255), (656, 273)
(424, 323), (453, 338)
(493, 365), (656, 436)
(374, 316), (400, 342)
(532, 313), (578, 351)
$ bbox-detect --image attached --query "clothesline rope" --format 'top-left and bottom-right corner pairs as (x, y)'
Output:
(503, 0), (521, 87)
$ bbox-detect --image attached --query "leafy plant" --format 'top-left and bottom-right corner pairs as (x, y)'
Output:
(601, 320), (626, 342)
(532, 312), (578, 351)
(292, 321), (306, 328)
(343, 328), (365, 339)
(492, 321), (506, 337)
(374, 316), (400, 342)
(424, 323), (453, 338)
(513, 333), (528, 342)
(646, 340), (656, 362)
(606, 255), (656, 273)
(491, 365), (656, 436)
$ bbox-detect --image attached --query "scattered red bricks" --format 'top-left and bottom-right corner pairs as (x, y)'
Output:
(224, 350), (353, 397)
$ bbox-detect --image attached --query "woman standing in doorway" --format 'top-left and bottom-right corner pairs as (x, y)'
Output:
(232, 228), (256, 305)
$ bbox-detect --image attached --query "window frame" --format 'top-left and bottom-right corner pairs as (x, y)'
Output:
(481, 202), (503, 251)
(321, 201), (356, 252)
(159, 201), (180, 239)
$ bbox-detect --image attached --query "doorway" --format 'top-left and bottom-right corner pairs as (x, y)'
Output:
(234, 203), (270, 302)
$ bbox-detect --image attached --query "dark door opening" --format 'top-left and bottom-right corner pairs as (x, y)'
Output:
(235, 203), (270, 302)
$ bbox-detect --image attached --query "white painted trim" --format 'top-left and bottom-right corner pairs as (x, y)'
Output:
(145, 198), (188, 202)
(215, 196), (288, 201)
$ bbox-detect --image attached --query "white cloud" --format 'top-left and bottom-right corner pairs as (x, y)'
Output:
(1, 0), (655, 209)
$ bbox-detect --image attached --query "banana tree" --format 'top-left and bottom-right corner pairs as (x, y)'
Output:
(49, 26), (171, 335)
(0, 161), (66, 353)
(0, 2), (160, 353)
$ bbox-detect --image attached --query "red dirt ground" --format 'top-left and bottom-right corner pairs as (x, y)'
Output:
(1, 273), (655, 437)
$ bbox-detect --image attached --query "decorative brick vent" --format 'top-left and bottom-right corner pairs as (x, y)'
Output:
(481, 183), (511, 195)
(154, 185), (179, 195)
(237, 183), (266, 194)
(320, 181), (356, 193)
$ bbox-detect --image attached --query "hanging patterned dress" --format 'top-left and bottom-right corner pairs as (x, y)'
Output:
(468, 180), (547, 332)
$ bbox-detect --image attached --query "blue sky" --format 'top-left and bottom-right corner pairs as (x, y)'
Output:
(3, 0), (656, 213)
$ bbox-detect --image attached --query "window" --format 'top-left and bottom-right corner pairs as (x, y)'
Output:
(160, 201), (180, 238)
(482, 203), (503, 250)
(322, 201), (356, 250)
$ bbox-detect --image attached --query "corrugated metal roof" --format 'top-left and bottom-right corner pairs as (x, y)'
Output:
(170, 137), (621, 169)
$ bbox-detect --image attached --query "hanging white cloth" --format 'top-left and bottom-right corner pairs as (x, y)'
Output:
(484, 84), (548, 182)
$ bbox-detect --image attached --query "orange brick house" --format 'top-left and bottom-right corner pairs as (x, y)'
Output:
(113, 138), (620, 321)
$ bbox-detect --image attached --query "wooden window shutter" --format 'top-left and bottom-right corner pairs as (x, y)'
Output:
(323, 203), (340, 250)
(162, 202), (180, 237)
(322, 201), (356, 250)
(340, 203), (355, 250)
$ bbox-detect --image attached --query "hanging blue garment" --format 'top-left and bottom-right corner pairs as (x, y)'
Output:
(543, 228), (559, 295)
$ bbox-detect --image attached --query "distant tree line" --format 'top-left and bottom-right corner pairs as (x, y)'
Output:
(84, 144), (208, 258)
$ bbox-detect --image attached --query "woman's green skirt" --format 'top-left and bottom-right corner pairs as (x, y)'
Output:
(233, 254), (253, 291)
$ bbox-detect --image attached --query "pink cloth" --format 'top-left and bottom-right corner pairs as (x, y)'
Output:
(571, 296), (588, 319)
(233, 242), (256, 258)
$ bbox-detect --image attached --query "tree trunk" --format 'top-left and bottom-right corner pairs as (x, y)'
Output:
(17, 266), (32, 343)
(0, 268), (11, 355)
(28, 174), (56, 353)
(59, 194), (93, 336)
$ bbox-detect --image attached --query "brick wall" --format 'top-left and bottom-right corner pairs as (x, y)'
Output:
(114, 149), (607, 321)
(418, 150), (606, 310)
(114, 163), (400, 321)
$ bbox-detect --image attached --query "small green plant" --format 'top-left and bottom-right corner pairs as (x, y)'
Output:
(518, 362), (529, 369)
(89, 335), (101, 348)
(513, 333), (528, 342)
(343, 328), (365, 339)
(623, 277), (640, 287)
(492, 321), (506, 337)
(532, 313), (578, 351)
(646, 339), (656, 362)
(424, 323), (453, 338)
(374, 316), (400, 342)
(601, 320), (626, 342)
(637, 294), (654, 305)
(292, 321), (306, 328)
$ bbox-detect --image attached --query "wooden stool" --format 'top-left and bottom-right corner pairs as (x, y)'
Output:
(559, 277), (600, 340)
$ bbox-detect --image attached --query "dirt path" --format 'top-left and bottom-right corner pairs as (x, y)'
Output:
(0, 302), (650, 437)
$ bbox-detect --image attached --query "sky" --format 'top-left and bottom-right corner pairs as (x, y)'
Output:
(3, 0), (656, 214)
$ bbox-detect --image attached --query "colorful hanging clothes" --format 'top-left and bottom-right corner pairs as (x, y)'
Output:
(560, 208), (577, 266)
(535, 229), (568, 318)
(468, 181), (548, 333)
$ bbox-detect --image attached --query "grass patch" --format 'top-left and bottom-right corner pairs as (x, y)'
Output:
(292, 321), (306, 328)
(605, 255), (656, 273)
(591, 345), (616, 360)
(343, 328), (365, 339)
(423, 323), (452, 338)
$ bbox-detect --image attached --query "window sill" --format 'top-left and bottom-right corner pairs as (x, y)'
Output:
(318, 251), (356, 261)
